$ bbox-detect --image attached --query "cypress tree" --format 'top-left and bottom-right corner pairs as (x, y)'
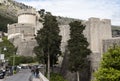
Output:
(68, 21), (91, 81)
(34, 12), (61, 79)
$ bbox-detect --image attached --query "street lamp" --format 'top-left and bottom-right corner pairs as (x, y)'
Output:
(13, 52), (15, 68)
(12, 51), (18, 74)
(13, 52), (18, 66)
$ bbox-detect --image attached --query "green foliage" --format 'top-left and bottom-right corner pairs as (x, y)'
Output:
(34, 12), (61, 66)
(68, 21), (91, 72)
(0, 36), (16, 58)
(94, 46), (120, 81)
(50, 73), (67, 81)
(38, 9), (45, 18)
(34, 46), (44, 63)
(8, 55), (37, 65)
(95, 68), (120, 81)
(0, 14), (16, 32)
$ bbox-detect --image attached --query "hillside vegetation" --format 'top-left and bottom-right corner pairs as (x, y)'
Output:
(0, 0), (32, 32)
(0, 14), (16, 32)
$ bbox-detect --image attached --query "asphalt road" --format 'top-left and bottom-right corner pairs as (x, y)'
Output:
(0, 69), (31, 81)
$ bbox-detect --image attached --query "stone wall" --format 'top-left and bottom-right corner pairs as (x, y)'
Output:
(103, 37), (120, 53)
(8, 23), (35, 37)
(56, 16), (81, 25)
(7, 8), (120, 80)
(84, 17), (112, 81)
(85, 18), (112, 54)
(9, 35), (37, 56)
(7, 22), (36, 56)
(16, 39), (37, 56)
(59, 25), (70, 53)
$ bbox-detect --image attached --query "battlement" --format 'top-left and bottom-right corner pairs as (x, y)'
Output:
(89, 17), (111, 23)
(18, 8), (36, 16)
(89, 17), (100, 22)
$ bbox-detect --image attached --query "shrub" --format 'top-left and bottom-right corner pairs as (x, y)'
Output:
(50, 73), (67, 81)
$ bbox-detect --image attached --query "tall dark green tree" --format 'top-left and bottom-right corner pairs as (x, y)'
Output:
(94, 46), (120, 81)
(67, 21), (91, 81)
(34, 12), (61, 80)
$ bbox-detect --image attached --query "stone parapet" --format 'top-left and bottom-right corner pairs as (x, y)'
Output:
(102, 37), (120, 53)
(17, 8), (36, 16)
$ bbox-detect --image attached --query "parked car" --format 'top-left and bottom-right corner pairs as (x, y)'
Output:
(0, 70), (5, 79)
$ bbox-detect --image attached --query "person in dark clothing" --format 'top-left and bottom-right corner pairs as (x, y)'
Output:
(35, 68), (39, 78)
(31, 67), (35, 76)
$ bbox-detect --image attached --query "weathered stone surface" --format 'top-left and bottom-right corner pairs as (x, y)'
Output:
(103, 37), (120, 53)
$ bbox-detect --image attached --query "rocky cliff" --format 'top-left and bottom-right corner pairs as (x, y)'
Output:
(0, 0), (32, 32)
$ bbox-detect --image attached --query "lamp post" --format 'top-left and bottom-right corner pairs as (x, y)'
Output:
(12, 51), (18, 74)
(12, 52), (15, 74)
(13, 52), (15, 68)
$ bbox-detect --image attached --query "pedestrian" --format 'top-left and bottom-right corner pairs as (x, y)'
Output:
(35, 67), (39, 78)
(31, 66), (35, 77)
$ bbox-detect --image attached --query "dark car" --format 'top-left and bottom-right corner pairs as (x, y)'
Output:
(0, 70), (5, 79)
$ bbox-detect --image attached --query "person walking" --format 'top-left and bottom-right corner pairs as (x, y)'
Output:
(31, 66), (35, 77)
(35, 67), (39, 78)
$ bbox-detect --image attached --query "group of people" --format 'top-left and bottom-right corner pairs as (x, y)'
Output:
(4, 66), (21, 76)
(30, 66), (40, 78)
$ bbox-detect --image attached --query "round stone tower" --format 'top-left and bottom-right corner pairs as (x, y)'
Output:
(17, 8), (37, 25)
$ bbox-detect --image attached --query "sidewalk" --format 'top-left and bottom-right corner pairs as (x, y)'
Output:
(32, 76), (43, 81)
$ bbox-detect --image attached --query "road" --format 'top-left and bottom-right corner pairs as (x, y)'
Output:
(0, 69), (31, 81)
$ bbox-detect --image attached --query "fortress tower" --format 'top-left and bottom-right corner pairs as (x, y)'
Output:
(84, 18), (112, 80)
(18, 9), (37, 25)
(7, 8), (39, 56)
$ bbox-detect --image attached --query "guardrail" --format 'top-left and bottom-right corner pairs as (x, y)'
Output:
(32, 72), (49, 81)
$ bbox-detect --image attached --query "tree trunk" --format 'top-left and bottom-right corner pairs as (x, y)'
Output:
(77, 71), (80, 81)
(47, 48), (50, 80)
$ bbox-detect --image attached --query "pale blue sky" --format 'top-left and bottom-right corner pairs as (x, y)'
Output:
(16, 0), (120, 25)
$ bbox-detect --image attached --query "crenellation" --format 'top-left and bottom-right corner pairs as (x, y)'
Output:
(17, 8), (36, 16)
(89, 17), (100, 22)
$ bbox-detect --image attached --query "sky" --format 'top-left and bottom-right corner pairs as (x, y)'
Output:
(15, 0), (120, 26)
